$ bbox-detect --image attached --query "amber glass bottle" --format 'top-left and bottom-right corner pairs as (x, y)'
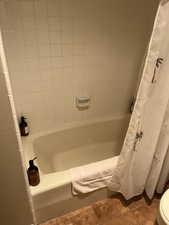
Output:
(19, 116), (29, 136)
(27, 158), (40, 186)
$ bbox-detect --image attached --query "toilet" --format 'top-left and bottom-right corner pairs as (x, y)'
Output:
(158, 189), (169, 225)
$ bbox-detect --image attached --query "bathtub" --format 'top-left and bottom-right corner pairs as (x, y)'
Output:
(23, 115), (129, 224)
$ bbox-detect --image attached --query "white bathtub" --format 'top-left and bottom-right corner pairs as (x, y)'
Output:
(23, 115), (129, 224)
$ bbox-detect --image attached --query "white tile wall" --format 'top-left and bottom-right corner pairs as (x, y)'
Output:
(0, 0), (159, 134)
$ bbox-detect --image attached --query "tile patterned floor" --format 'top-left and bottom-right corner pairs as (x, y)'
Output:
(40, 194), (160, 225)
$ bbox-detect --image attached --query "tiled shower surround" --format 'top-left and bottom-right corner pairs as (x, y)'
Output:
(0, 0), (158, 134)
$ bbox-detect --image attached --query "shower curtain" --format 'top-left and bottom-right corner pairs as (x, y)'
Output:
(108, 0), (169, 199)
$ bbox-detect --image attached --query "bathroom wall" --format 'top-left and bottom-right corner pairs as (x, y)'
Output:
(0, 32), (34, 224)
(0, 0), (159, 134)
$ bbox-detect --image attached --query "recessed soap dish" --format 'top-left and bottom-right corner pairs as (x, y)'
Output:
(75, 96), (91, 110)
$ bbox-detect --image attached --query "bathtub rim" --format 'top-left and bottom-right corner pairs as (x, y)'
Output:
(22, 113), (130, 144)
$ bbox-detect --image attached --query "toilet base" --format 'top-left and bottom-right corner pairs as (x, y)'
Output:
(157, 210), (168, 225)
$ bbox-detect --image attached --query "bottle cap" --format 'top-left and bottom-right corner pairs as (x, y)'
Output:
(21, 116), (27, 120)
(29, 157), (37, 166)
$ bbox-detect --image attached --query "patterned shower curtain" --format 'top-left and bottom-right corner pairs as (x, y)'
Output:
(108, 0), (169, 199)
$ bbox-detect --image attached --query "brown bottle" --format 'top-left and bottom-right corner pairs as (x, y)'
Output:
(19, 116), (29, 136)
(27, 157), (40, 186)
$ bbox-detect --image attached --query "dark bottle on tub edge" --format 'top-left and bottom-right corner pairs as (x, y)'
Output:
(19, 116), (29, 136)
(27, 157), (40, 186)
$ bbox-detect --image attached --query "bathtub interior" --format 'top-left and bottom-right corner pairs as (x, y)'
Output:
(33, 116), (129, 175)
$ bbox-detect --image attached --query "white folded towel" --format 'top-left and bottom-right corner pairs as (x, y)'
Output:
(70, 156), (119, 195)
